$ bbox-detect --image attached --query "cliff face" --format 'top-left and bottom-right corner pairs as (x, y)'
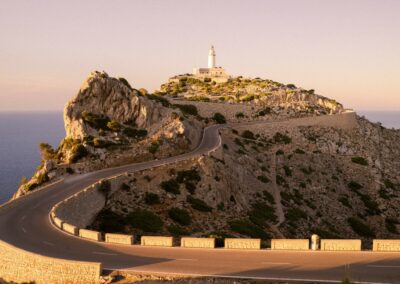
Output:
(14, 71), (203, 199)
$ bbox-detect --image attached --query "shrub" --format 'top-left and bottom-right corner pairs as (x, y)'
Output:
(285, 208), (307, 222)
(81, 111), (110, 130)
(276, 175), (286, 186)
(348, 181), (363, 191)
(228, 219), (269, 239)
(98, 180), (111, 197)
(176, 169), (201, 183)
(338, 196), (351, 208)
(160, 179), (180, 194)
(187, 96), (210, 102)
(347, 217), (375, 238)
(257, 175), (270, 183)
(144, 192), (160, 205)
(212, 112), (226, 124)
(241, 130), (256, 140)
(118, 77), (133, 90)
(185, 182), (196, 194)
(95, 209), (126, 233)
(262, 190), (275, 204)
(294, 148), (305, 154)
(39, 143), (56, 160)
(168, 208), (191, 226)
(107, 120), (121, 132)
(351, 157), (368, 166)
(70, 144), (88, 163)
(167, 224), (189, 236)
(173, 104), (198, 116)
(146, 94), (170, 107)
(273, 132), (292, 144)
(276, 149), (284, 155)
(123, 127), (148, 139)
(217, 202), (225, 211)
(187, 196), (212, 212)
(127, 209), (163, 233)
(249, 202), (277, 225)
(120, 183), (130, 191)
(148, 141), (159, 154)
(258, 107), (271, 116)
(235, 112), (245, 118)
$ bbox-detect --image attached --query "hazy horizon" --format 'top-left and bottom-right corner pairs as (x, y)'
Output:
(1, 0), (399, 112)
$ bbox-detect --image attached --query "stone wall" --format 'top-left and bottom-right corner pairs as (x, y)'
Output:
(0, 239), (101, 284)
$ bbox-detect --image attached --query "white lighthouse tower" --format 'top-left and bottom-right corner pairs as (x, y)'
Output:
(208, 45), (216, 68)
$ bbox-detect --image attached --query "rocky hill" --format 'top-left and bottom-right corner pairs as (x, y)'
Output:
(13, 72), (400, 247)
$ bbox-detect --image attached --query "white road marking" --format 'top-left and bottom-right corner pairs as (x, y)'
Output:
(92, 251), (118, 256)
(261, 262), (291, 265)
(21, 227), (27, 234)
(42, 241), (55, 246)
(174, 258), (198, 261)
(367, 265), (400, 268)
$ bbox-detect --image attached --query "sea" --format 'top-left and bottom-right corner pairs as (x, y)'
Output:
(0, 111), (399, 205)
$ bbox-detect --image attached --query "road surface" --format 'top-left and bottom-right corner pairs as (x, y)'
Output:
(0, 123), (399, 284)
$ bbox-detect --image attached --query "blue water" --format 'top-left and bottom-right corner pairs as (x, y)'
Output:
(0, 111), (398, 205)
(0, 112), (64, 204)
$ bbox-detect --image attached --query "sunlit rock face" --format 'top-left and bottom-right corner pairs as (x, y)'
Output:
(64, 71), (172, 140)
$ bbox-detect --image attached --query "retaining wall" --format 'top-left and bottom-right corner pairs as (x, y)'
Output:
(271, 239), (309, 250)
(224, 238), (261, 249)
(0, 239), (101, 284)
(320, 239), (361, 251)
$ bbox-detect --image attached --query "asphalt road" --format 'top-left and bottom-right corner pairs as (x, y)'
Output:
(0, 123), (399, 283)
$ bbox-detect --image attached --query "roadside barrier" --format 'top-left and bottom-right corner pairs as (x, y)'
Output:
(224, 238), (261, 249)
(62, 222), (78, 236)
(105, 233), (134, 245)
(373, 240), (400, 252)
(320, 239), (361, 251)
(79, 229), (102, 241)
(141, 236), (173, 247)
(271, 239), (309, 250)
(181, 237), (215, 248)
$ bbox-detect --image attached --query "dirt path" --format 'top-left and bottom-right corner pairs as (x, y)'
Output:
(270, 152), (285, 237)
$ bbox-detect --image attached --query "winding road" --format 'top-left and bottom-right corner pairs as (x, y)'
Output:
(0, 123), (400, 283)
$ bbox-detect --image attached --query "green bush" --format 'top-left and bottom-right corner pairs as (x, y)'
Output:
(257, 175), (270, 183)
(144, 192), (160, 205)
(351, 157), (368, 166)
(228, 219), (269, 239)
(120, 183), (130, 191)
(212, 113), (226, 124)
(70, 144), (88, 163)
(187, 196), (212, 212)
(168, 207), (191, 226)
(276, 149), (284, 155)
(148, 141), (159, 154)
(348, 181), (363, 191)
(39, 143), (56, 160)
(338, 196), (351, 208)
(294, 148), (305, 154)
(176, 169), (201, 183)
(81, 111), (110, 130)
(127, 209), (163, 233)
(36, 173), (49, 185)
(242, 130), (256, 140)
(273, 132), (292, 144)
(262, 190), (275, 204)
(235, 112), (245, 118)
(283, 165), (292, 177)
(107, 120), (121, 132)
(160, 179), (180, 194)
(167, 224), (189, 236)
(285, 208), (307, 222)
(258, 107), (271, 116)
(95, 209), (126, 233)
(65, 167), (74, 174)
(347, 217), (375, 238)
(249, 202), (277, 225)
(173, 104), (198, 116)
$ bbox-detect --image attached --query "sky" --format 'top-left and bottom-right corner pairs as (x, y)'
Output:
(0, 0), (399, 111)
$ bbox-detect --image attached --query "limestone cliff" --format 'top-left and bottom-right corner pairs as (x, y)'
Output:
(14, 71), (202, 199)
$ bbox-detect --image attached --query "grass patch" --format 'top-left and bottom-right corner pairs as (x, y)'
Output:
(213, 112), (226, 124)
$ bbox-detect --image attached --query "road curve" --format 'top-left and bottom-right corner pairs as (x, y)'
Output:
(0, 122), (399, 284)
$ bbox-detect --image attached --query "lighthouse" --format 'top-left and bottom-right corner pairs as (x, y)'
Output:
(191, 45), (229, 83)
(208, 45), (216, 68)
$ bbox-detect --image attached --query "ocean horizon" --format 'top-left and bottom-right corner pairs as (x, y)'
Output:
(0, 110), (399, 204)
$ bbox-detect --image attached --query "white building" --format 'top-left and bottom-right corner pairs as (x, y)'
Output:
(193, 46), (229, 82)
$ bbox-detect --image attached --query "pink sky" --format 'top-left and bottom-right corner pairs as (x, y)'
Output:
(0, 0), (399, 111)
